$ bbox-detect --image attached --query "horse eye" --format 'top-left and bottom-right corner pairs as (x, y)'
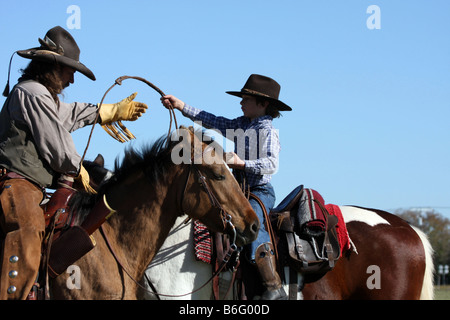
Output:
(213, 173), (226, 181)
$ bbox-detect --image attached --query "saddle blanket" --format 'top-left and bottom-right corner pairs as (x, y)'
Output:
(324, 204), (351, 256)
(193, 194), (352, 263)
(295, 188), (351, 256)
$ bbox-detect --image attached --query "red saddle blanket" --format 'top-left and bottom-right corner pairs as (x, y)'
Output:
(193, 191), (352, 263)
(295, 188), (350, 257)
(324, 204), (351, 256)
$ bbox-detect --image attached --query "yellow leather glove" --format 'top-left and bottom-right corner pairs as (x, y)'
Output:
(99, 93), (148, 142)
(75, 165), (97, 194)
(99, 92), (148, 124)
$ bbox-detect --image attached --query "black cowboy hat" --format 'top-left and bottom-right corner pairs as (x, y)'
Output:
(226, 74), (292, 111)
(17, 26), (95, 81)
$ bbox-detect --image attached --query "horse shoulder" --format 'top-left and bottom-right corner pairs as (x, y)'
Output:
(143, 217), (212, 300)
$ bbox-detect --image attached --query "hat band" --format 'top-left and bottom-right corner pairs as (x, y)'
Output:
(32, 50), (81, 64)
(242, 88), (270, 98)
(34, 49), (62, 57)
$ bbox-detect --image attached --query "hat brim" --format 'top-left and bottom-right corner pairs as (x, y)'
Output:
(17, 48), (96, 81)
(226, 90), (292, 111)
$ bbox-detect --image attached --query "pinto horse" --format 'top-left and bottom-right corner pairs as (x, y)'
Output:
(83, 156), (434, 300)
(49, 127), (259, 299)
(139, 205), (434, 300)
(297, 206), (435, 300)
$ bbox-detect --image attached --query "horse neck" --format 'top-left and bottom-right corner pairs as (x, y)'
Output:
(102, 167), (184, 278)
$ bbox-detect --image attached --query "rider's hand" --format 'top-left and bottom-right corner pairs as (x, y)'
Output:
(225, 152), (246, 170)
(75, 165), (97, 194)
(161, 95), (185, 111)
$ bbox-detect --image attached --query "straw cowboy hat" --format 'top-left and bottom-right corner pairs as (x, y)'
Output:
(226, 74), (292, 111)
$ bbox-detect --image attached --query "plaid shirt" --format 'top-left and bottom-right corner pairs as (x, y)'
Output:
(182, 104), (280, 187)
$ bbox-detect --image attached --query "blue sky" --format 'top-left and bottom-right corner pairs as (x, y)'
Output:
(1, 1), (449, 218)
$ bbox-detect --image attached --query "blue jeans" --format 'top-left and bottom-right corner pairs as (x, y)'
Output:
(245, 183), (276, 261)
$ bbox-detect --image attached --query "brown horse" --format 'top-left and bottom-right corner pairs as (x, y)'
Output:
(234, 204), (434, 300)
(50, 127), (259, 299)
(298, 206), (434, 300)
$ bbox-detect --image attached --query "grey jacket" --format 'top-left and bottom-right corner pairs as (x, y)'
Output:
(0, 80), (98, 188)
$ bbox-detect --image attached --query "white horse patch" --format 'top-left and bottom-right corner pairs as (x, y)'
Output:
(340, 206), (390, 227)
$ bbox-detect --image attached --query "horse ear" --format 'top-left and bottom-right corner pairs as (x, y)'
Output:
(189, 129), (203, 161)
(94, 154), (105, 167)
(170, 127), (195, 164)
(203, 141), (226, 165)
(174, 127), (207, 163)
(176, 126), (194, 146)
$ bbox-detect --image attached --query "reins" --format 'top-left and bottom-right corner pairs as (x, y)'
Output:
(99, 224), (238, 299)
(99, 163), (240, 299)
(80, 75), (178, 165)
(103, 223), (238, 299)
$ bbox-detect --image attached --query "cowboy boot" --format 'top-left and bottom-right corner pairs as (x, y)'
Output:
(255, 242), (287, 300)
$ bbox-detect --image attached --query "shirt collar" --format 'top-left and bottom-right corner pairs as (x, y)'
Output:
(248, 115), (273, 124)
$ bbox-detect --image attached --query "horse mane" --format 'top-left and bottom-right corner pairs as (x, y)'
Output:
(112, 135), (175, 186)
(69, 127), (213, 223)
(111, 127), (218, 187)
(69, 134), (176, 223)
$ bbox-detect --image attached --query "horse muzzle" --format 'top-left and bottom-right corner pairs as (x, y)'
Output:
(234, 216), (259, 247)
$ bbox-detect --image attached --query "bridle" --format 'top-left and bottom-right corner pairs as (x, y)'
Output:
(92, 76), (240, 298)
(100, 161), (241, 299)
(180, 163), (238, 251)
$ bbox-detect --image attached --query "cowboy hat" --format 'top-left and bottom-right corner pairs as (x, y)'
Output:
(226, 74), (291, 111)
(16, 26), (95, 81)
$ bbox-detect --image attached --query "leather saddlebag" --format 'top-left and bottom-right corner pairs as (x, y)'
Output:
(47, 226), (96, 278)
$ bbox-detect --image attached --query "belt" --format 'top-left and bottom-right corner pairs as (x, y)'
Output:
(0, 167), (28, 181)
(0, 167), (45, 196)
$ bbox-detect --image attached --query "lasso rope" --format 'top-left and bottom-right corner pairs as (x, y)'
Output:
(80, 75), (178, 165)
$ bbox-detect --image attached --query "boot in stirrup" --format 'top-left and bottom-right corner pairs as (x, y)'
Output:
(255, 242), (287, 300)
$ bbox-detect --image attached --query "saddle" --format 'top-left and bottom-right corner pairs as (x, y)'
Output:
(43, 181), (97, 277)
(270, 185), (341, 280)
(42, 179), (78, 230)
(207, 185), (345, 300)
(26, 179), (117, 299)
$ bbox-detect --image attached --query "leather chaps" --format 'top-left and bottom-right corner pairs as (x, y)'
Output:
(0, 179), (45, 300)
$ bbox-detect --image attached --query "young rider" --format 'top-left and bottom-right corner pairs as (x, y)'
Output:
(162, 74), (292, 300)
